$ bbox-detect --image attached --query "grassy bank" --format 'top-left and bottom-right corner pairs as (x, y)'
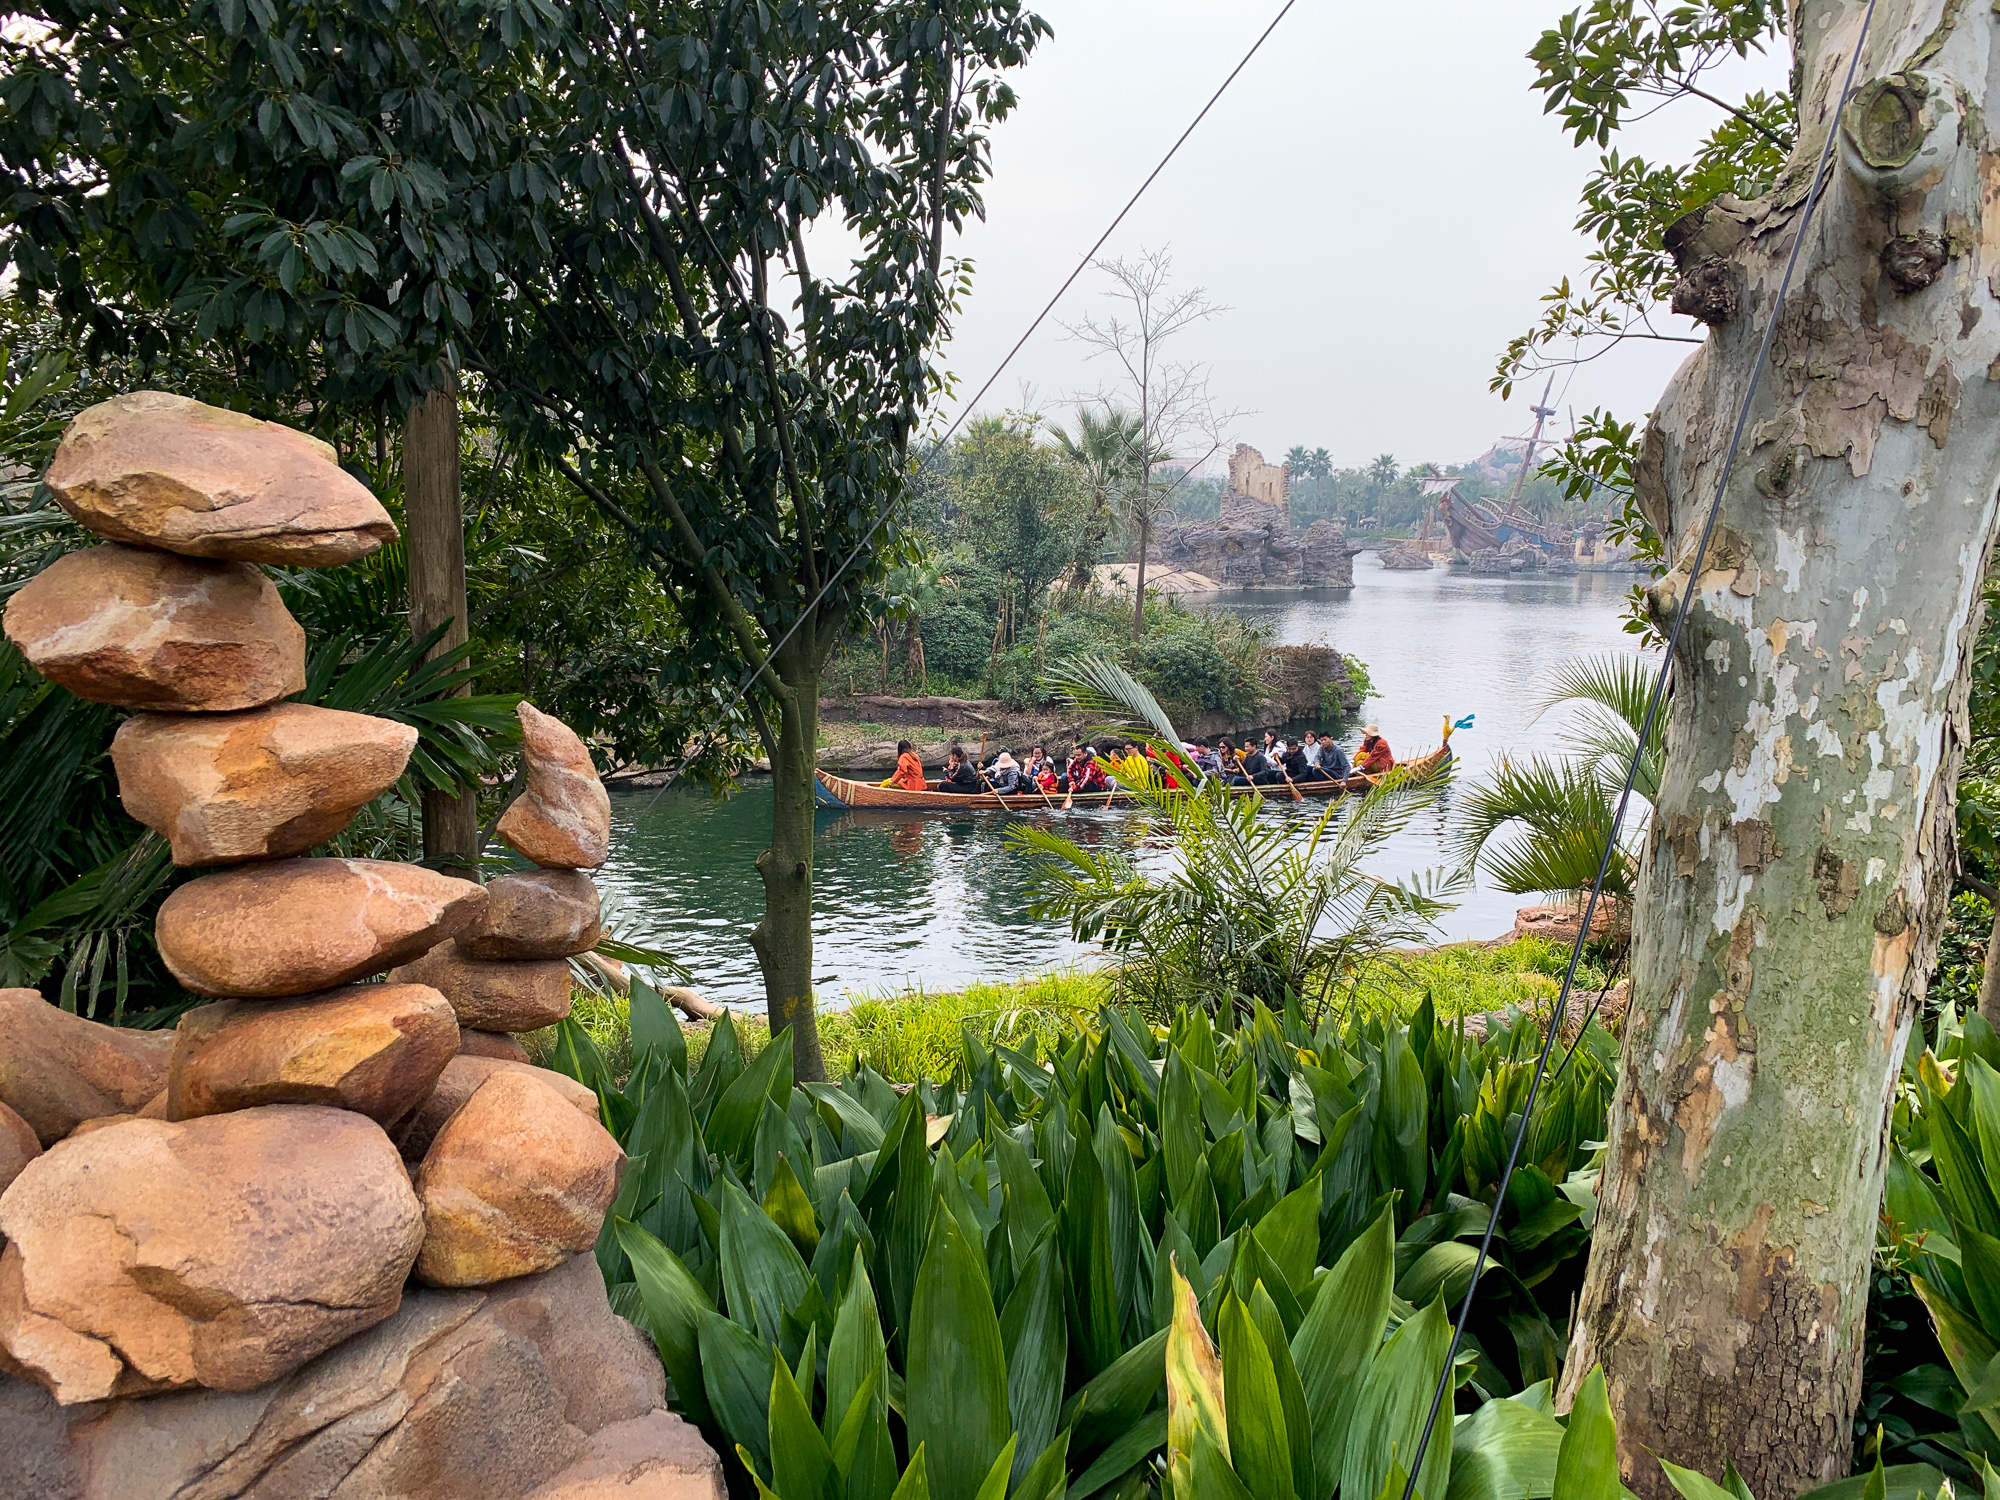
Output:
(533, 937), (1603, 1086)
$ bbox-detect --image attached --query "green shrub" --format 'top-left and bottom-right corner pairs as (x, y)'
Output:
(1128, 631), (1233, 714)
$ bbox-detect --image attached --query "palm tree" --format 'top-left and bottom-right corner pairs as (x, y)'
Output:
(1451, 653), (1664, 902)
(1050, 405), (1144, 590)
(1010, 656), (1462, 1019)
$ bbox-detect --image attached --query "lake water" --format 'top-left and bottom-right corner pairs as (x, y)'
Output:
(595, 553), (1648, 1008)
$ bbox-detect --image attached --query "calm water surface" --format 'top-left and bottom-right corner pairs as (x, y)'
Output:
(596, 554), (1648, 1008)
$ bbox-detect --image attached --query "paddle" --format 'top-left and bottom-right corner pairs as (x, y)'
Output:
(1275, 740), (1303, 802)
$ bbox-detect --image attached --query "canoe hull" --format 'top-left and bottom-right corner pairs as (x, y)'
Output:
(813, 743), (1450, 812)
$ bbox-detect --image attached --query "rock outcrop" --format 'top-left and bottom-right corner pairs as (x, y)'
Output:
(389, 940), (574, 1032)
(2, 545), (306, 712)
(113, 703), (418, 866)
(0, 990), (175, 1146)
(166, 985), (459, 1125)
(498, 702), (612, 869)
(155, 858), (486, 997)
(45, 391), (397, 566)
(0, 1103), (38, 1195)
(0, 1253), (722, 1500)
(458, 869), (604, 960)
(1151, 489), (1357, 589)
(0, 1107), (423, 1404)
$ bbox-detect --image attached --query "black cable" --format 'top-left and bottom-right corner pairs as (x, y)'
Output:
(1399, 8), (1881, 1492)
(601, 0), (1301, 854)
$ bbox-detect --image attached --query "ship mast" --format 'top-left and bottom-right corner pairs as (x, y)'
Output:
(1507, 372), (1558, 504)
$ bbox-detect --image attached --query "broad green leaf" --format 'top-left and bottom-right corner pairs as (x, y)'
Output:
(708, 1026), (794, 1164)
(1342, 1295), (1452, 1500)
(906, 1210), (1010, 1500)
(1249, 1282), (1315, 1500)
(1220, 1293), (1295, 1500)
(1659, 1460), (1739, 1500)
(1794, 1464), (1947, 1500)
(1164, 1045), (1205, 1204)
(1251, 1176), (1322, 1298)
(615, 1218), (715, 1430)
(970, 1437), (1016, 1500)
(698, 1308), (773, 1474)
(762, 1155), (822, 1259)
(768, 1346), (838, 1500)
(1166, 1264), (1229, 1468)
(805, 1079), (888, 1154)
(826, 1251), (888, 1445)
(1552, 1365), (1616, 1500)
(1064, 1326), (1169, 1462)
(999, 1232), (1066, 1487)
(1192, 1423), (1261, 1500)
(996, 1126), (1057, 1272)
(890, 1445), (931, 1500)
(1447, 1394), (1563, 1500)
(717, 1178), (812, 1345)
(1295, 1204), (1395, 1497)
(628, 977), (687, 1081)
(1013, 1430), (1071, 1500)
(1068, 1410), (1168, 1500)
(1960, 1226), (2000, 1337)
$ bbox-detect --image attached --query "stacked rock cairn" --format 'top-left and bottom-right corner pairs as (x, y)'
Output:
(0, 392), (719, 1498)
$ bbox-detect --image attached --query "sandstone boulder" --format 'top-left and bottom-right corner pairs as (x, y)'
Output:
(45, 392), (397, 567)
(2, 545), (305, 712)
(168, 985), (458, 1125)
(497, 703), (611, 869)
(0, 1252), (721, 1500)
(0, 1106), (422, 1404)
(396, 1054), (599, 1161)
(113, 703), (418, 866)
(388, 940), (573, 1032)
(0, 990), (174, 1146)
(1510, 896), (1627, 947)
(0, 1103), (37, 1196)
(415, 1070), (623, 1287)
(156, 858), (486, 997)
(460, 1029), (533, 1063)
(459, 869), (603, 960)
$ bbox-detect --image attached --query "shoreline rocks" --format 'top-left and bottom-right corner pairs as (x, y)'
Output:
(389, 941), (574, 1032)
(45, 392), (397, 567)
(3, 545), (305, 712)
(156, 859), (486, 997)
(113, 703), (419, 866)
(0, 1106), (422, 1404)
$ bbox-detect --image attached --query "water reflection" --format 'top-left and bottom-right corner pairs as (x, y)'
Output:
(595, 553), (1648, 1008)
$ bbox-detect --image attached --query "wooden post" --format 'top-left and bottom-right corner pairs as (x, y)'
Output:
(403, 369), (478, 878)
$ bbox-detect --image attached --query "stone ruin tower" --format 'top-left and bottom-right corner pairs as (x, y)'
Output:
(0, 393), (719, 1497)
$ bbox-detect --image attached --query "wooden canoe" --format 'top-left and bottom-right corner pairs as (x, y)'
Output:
(814, 733), (1454, 812)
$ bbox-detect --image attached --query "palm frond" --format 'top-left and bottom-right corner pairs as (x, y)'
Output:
(1044, 653), (1185, 750)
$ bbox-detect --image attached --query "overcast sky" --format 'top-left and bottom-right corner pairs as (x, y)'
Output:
(920, 0), (1790, 472)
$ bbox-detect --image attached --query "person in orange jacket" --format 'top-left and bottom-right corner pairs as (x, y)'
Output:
(1355, 723), (1395, 775)
(881, 740), (928, 791)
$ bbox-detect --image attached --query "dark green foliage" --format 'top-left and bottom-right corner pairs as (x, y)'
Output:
(557, 973), (1622, 1495)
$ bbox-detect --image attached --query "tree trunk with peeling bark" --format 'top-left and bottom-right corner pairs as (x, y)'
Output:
(1559, 3), (2000, 1494)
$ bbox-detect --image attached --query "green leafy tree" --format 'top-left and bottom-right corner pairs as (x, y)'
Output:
(1051, 403), (1143, 588)
(950, 417), (1084, 681)
(467, 0), (1049, 1080)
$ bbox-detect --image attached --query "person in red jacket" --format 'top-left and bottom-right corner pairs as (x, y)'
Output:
(1355, 723), (1395, 775)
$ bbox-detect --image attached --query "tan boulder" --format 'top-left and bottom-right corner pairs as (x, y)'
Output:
(168, 984), (459, 1125)
(388, 939), (573, 1032)
(44, 391), (396, 566)
(0, 1103), (37, 1196)
(0, 1252), (720, 1500)
(113, 703), (418, 866)
(460, 1029), (532, 1063)
(459, 869), (603, 960)
(156, 858), (486, 997)
(0, 1106), (422, 1404)
(497, 703), (611, 869)
(0, 990), (174, 1146)
(396, 1054), (599, 1160)
(415, 1070), (623, 1287)
(2, 544), (305, 712)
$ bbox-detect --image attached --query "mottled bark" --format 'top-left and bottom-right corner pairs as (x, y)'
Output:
(1560, 4), (2000, 1495)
